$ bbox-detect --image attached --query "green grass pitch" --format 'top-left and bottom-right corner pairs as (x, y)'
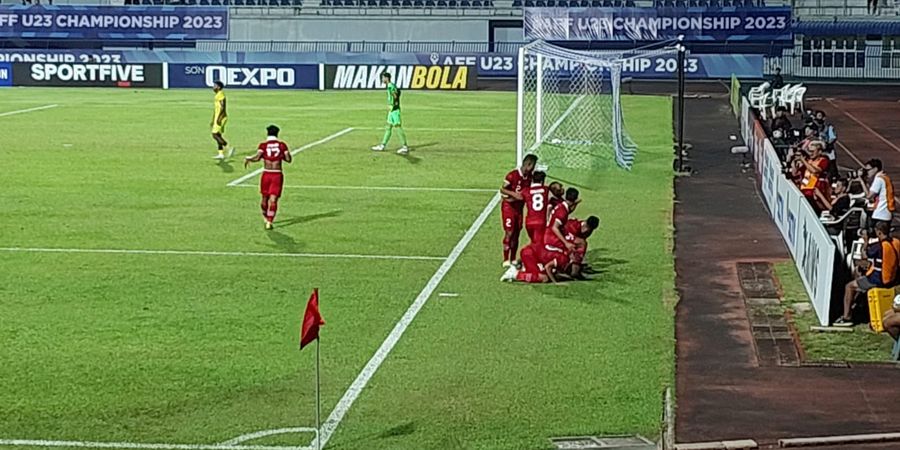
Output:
(0, 88), (675, 450)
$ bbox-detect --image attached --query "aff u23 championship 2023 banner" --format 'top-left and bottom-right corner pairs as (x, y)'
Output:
(524, 7), (792, 42)
(0, 5), (228, 40)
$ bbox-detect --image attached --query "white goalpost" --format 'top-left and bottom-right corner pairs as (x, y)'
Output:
(516, 40), (676, 171)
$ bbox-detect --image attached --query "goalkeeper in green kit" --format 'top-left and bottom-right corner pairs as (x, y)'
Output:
(371, 71), (409, 155)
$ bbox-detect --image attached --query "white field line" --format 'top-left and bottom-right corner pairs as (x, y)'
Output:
(315, 192), (501, 449)
(220, 428), (316, 446)
(0, 247), (445, 262)
(0, 439), (304, 450)
(356, 127), (513, 133)
(540, 95), (586, 148)
(232, 184), (495, 193)
(0, 104), (58, 117)
(227, 128), (354, 187)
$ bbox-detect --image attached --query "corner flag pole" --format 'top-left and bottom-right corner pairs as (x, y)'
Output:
(315, 338), (322, 450)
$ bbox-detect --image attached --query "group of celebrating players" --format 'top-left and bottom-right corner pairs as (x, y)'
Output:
(499, 154), (600, 284)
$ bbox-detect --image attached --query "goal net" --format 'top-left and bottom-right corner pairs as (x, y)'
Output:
(516, 40), (673, 171)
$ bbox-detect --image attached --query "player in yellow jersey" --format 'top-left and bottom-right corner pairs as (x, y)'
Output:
(211, 81), (234, 160)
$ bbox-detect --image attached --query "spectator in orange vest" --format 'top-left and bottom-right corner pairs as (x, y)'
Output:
(836, 222), (900, 326)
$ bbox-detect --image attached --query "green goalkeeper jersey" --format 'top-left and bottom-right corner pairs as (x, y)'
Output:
(387, 82), (401, 111)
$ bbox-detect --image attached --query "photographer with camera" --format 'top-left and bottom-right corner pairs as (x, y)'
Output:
(855, 158), (895, 229)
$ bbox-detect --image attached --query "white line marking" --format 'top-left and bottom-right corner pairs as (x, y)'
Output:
(0, 104), (58, 117)
(0, 247), (445, 262)
(356, 127), (513, 133)
(316, 193), (502, 449)
(827, 98), (900, 155)
(0, 439), (304, 450)
(232, 184), (495, 193)
(220, 428), (316, 446)
(226, 128), (354, 187)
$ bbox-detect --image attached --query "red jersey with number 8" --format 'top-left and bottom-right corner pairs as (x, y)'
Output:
(522, 184), (550, 226)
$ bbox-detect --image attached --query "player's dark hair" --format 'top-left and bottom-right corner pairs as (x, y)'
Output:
(876, 220), (891, 236)
(214, 81), (224, 89)
(523, 154), (538, 165)
(533, 171), (546, 183)
(267, 125), (280, 137)
(381, 71), (392, 80)
(586, 216), (600, 229)
(565, 187), (579, 202)
(867, 158), (883, 172)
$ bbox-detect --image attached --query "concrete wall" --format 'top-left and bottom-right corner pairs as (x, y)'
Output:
(228, 16), (489, 42)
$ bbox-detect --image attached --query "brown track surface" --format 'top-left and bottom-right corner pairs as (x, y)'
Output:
(674, 97), (900, 447)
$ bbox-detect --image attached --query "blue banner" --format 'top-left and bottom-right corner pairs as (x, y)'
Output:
(0, 62), (11, 87)
(0, 5), (228, 40)
(524, 7), (792, 42)
(0, 49), (762, 80)
(425, 52), (762, 78)
(169, 64), (319, 89)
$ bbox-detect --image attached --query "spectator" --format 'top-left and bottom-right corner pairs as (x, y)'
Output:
(795, 141), (830, 205)
(815, 177), (851, 219)
(771, 67), (784, 90)
(835, 221), (899, 326)
(797, 123), (819, 154)
(770, 106), (793, 137)
(858, 158), (895, 229)
(813, 111), (838, 179)
(882, 295), (900, 341)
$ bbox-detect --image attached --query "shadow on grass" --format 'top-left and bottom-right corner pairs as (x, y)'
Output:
(266, 230), (302, 252)
(530, 248), (630, 306)
(276, 209), (343, 229)
(326, 421), (417, 449)
(217, 160), (235, 173)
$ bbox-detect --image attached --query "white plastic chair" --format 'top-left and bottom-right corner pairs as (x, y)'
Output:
(770, 85), (792, 116)
(749, 91), (774, 120)
(784, 85), (807, 115)
(748, 81), (770, 100)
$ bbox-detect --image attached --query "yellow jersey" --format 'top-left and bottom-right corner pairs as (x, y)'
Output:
(214, 91), (226, 119)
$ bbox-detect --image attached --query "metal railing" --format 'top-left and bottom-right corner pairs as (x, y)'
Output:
(195, 40), (525, 52)
(765, 44), (900, 79)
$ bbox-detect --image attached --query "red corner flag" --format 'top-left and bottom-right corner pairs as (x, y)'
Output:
(300, 288), (325, 350)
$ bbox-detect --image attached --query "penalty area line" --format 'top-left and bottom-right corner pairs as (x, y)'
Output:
(315, 192), (502, 449)
(232, 184), (496, 193)
(226, 127), (354, 187)
(0, 439), (305, 450)
(0, 247), (446, 262)
(0, 104), (59, 117)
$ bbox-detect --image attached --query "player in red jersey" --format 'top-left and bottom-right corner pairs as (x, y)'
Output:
(520, 171), (550, 246)
(244, 125), (291, 230)
(564, 216), (600, 279)
(501, 187), (581, 283)
(548, 182), (564, 210)
(499, 154), (537, 267)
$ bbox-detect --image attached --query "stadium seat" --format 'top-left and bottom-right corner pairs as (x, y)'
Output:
(707, 0), (719, 6)
(512, 0), (521, 5)
(483, 0), (493, 6)
(534, 0), (545, 5)
(612, 0), (622, 5)
(448, 0), (457, 6)
(624, 0), (634, 4)
(601, 0), (611, 6)
(424, 0), (435, 6)
(280, 0), (291, 5)
(413, 0), (424, 5)
(437, 0), (446, 6)
(402, 0), (413, 6)
(721, 0), (731, 6)
(687, 0), (697, 6)
(459, 0), (470, 6)
(199, 0), (209, 5)
(545, 0), (555, 6)
(675, 0), (686, 6)
(525, 0), (535, 5)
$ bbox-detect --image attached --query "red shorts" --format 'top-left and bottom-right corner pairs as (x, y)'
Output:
(525, 222), (545, 246)
(260, 171), (284, 197)
(541, 246), (570, 272)
(519, 243), (543, 274)
(501, 202), (523, 233)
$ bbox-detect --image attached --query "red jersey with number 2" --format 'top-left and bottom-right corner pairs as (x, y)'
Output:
(502, 168), (530, 209)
